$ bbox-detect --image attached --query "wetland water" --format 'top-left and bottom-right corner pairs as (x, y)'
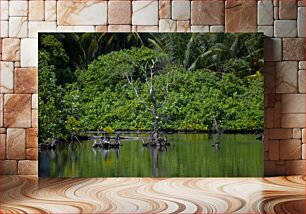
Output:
(39, 134), (263, 177)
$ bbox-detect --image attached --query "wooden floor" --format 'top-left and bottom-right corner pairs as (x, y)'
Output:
(0, 176), (305, 214)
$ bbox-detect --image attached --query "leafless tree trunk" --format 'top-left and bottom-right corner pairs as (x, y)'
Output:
(126, 58), (172, 145)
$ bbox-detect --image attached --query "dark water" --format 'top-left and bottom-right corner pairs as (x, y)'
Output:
(39, 134), (263, 177)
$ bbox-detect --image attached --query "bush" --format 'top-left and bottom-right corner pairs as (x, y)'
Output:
(71, 48), (263, 132)
(39, 45), (263, 143)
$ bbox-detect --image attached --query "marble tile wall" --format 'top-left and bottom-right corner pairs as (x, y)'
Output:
(0, 0), (305, 176)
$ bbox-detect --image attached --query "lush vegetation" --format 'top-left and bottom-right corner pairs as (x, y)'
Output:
(38, 33), (264, 143)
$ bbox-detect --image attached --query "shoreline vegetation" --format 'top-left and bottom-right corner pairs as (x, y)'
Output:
(38, 33), (264, 145)
(86, 129), (264, 135)
(41, 129), (264, 147)
(40, 129), (263, 138)
(56, 130), (264, 143)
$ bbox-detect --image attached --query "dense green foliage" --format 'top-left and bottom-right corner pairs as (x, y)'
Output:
(38, 33), (264, 143)
(38, 36), (66, 141)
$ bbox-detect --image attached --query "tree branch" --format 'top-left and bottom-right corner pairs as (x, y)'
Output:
(126, 71), (152, 113)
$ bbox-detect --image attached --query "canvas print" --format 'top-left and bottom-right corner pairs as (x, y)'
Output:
(38, 33), (264, 177)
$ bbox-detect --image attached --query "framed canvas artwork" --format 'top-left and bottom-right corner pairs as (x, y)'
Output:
(38, 33), (264, 177)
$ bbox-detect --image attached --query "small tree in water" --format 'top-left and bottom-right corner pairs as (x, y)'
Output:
(126, 57), (174, 146)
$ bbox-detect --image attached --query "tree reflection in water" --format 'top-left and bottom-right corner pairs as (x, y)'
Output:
(93, 148), (121, 161)
(92, 143), (169, 177)
(148, 146), (168, 177)
(211, 133), (221, 151)
(39, 134), (263, 177)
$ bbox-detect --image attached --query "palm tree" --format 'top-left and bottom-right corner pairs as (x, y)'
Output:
(150, 33), (263, 77)
(57, 33), (156, 70)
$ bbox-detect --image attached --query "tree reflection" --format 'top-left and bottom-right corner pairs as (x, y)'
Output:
(147, 146), (168, 177)
(211, 133), (221, 151)
(92, 147), (121, 161)
(101, 149), (109, 161)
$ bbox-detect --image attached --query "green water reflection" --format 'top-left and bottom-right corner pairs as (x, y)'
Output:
(39, 134), (263, 177)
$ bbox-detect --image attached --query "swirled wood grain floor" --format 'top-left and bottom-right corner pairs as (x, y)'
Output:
(0, 176), (305, 214)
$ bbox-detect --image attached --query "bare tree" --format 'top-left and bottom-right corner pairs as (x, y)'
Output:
(126, 58), (173, 145)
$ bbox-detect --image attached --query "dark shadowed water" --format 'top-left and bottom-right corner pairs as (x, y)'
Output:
(39, 134), (263, 177)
